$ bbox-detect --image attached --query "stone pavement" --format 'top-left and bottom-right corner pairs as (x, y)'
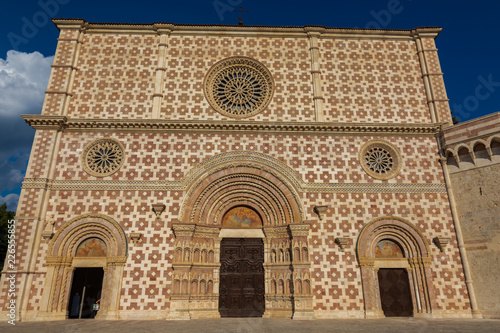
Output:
(1, 318), (500, 333)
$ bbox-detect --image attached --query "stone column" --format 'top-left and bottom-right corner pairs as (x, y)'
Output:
(97, 259), (126, 320)
(359, 259), (384, 318)
(38, 257), (71, 320)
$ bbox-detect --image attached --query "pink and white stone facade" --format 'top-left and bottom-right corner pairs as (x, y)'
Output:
(0, 19), (482, 321)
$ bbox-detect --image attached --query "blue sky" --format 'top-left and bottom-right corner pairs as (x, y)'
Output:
(0, 0), (499, 211)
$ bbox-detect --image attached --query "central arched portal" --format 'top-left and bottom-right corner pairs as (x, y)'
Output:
(169, 156), (315, 320)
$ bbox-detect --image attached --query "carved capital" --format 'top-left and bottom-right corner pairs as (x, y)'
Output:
(288, 222), (311, 237)
(193, 225), (220, 238)
(313, 205), (329, 220)
(130, 232), (142, 244)
(172, 223), (196, 238)
(151, 204), (166, 218)
(433, 237), (450, 252)
(263, 226), (289, 238)
(335, 237), (350, 252)
(358, 257), (375, 268)
(107, 256), (128, 267)
(46, 256), (72, 267)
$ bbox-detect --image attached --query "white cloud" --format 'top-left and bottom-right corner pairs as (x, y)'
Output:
(0, 51), (52, 210)
(0, 193), (19, 212)
(0, 50), (54, 117)
(7, 169), (24, 185)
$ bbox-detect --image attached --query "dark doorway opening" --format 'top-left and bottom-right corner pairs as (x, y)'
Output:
(68, 267), (104, 319)
(378, 268), (413, 317)
(219, 238), (265, 317)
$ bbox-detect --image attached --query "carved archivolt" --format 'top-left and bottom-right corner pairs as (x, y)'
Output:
(204, 57), (274, 118)
(357, 216), (430, 260)
(182, 151), (303, 195)
(48, 213), (127, 258)
(179, 152), (305, 225)
(181, 168), (303, 226)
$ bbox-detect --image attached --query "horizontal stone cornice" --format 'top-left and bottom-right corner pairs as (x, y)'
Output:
(22, 177), (446, 193)
(52, 19), (441, 40)
(22, 116), (442, 136)
(21, 115), (67, 130)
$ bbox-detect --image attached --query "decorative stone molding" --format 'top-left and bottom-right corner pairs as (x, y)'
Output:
(53, 19), (442, 39)
(313, 205), (329, 220)
(130, 233), (142, 244)
(359, 139), (402, 180)
(335, 237), (350, 251)
(22, 115), (442, 136)
(20, 114), (67, 130)
(433, 237), (450, 252)
(81, 138), (125, 177)
(21, 176), (447, 193)
(204, 57), (274, 118)
(151, 204), (166, 218)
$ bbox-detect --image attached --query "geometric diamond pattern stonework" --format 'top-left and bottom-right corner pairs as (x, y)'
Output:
(204, 57), (274, 118)
(82, 138), (125, 177)
(5, 20), (478, 322)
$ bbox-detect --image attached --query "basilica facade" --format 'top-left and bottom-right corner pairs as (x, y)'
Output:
(0, 18), (488, 320)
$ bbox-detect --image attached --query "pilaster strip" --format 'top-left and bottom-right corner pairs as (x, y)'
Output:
(152, 27), (172, 119)
(62, 27), (84, 117)
(305, 27), (325, 122)
(413, 35), (437, 123)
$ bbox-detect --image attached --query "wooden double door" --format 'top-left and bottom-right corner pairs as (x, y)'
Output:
(219, 238), (265, 317)
(378, 268), (413, 317)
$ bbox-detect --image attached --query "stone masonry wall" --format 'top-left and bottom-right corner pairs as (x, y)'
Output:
(450, 164), (500, 318)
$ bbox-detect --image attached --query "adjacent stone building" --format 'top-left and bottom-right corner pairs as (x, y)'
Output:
(441, 112), (500, 319)
(0, 18), (491, 321)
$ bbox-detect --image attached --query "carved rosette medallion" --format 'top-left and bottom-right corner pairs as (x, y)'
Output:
(359, 140), (402, 180)
(204, 57), (274, 118)
(81, 138), (125, 177)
